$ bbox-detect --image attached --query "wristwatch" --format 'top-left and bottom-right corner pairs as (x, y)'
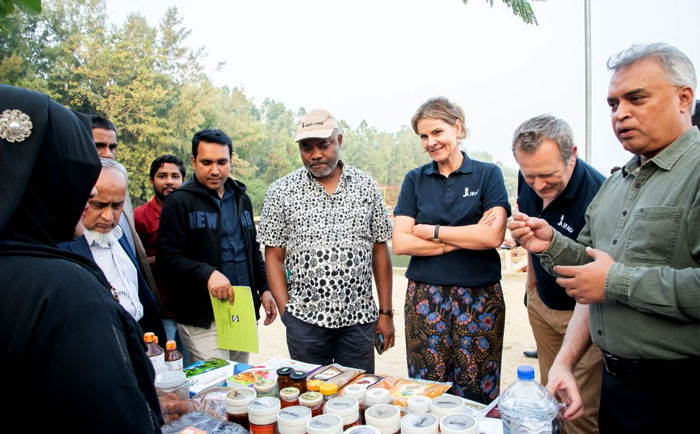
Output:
(378, 309), (394, 318)
(433, 224), (441, 243)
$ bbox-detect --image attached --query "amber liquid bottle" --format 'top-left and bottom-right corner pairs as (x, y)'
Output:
(144, 332), (165, 372)
(164, 340), (183, 371)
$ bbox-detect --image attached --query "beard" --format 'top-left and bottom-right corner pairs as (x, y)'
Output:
(84, 228), (118, 245)
(305, 159), (339, 178)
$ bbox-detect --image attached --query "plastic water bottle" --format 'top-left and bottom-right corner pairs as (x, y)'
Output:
(500, 365), (560, 434)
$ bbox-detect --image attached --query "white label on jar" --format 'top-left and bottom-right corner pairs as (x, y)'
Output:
(166, 358), (183, 371)
(150, 353), (165, 371)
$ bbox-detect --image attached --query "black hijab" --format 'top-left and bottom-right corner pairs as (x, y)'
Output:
(0, 84), (101, 252)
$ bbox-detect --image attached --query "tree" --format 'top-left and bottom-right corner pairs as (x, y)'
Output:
(462, 0), (543, 25)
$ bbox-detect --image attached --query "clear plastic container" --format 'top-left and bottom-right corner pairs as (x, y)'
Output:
(400, 412), (438, 434)
(307, 414), (344, 434)
(342, 385), (367, 424)
(439, 414), (478, 434)
(364, 404), (400, 434)
(281, 387), (302, 408)
(499, 365), (560, 434)
(278, 405), (312, 434)
(429, 394), (465, 419)
(225, 387), (257, 430)
(324, 397), (360, 430)
(255, 378), (280, 398)
(154, 371), (190, 424)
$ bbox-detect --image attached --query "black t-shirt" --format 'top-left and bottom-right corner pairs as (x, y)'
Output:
(517, 158), (605, 310)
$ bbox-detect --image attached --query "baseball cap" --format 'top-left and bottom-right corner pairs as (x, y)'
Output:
(294, 109), (339, 142)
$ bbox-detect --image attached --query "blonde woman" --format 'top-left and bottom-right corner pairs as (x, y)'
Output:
(392, 97), (510, 403)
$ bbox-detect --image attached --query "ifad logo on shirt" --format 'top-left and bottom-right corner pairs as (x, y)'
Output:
(557, 214), (574, 234)
(462, 187), (479, 197)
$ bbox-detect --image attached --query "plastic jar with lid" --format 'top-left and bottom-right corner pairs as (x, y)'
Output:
(300, 391), (324, 417)
(320, 382), (339, 402)
(364, 389), (392, 407)
(323, 396), (360, 430)
(307, 414), (344, 434)
(406, 396), (431, 414)
(429, 395), (465, 420)
(307, 379), (324, 392)
(290, 371), (308, 394)
(341, 385), (367, 424)
(439, 414), (478, 434)
(278, 405), (312, 434)
(154, 371), (190, 424)
(342, 425), (381, 434)
(281, 387), (301, 408)
(278, 367), (295, 391)
(248, 396), (282, 434)
(255, 378), (280, 398)
(225, 387), (257, 430)
(364, 404), (400, 434)
(400, 412), (439, 434)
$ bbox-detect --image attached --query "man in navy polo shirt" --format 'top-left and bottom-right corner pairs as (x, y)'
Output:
(512, 115), (605, 434)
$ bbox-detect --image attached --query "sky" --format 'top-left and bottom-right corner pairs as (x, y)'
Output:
(106, 0), (700, 173)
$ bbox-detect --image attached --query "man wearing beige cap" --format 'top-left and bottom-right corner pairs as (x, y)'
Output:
(258, 109), (395, 373)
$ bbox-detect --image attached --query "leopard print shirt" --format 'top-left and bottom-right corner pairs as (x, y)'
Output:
(257, 163), (392, 328)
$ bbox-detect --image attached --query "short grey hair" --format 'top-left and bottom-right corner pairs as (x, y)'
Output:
(512, 114), (576, 163)
(100, 157), (129, 184)
(607, 42), (696, 114)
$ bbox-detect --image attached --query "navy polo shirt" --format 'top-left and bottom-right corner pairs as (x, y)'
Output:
(517, 158), (605, 310)
(394, 152), (511, 287)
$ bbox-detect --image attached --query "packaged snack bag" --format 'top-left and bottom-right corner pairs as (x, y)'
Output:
(307, 363), (364, 388)
(387, 378), (452, 407)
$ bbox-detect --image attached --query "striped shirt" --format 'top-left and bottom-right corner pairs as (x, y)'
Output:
(84, 225), (144, 321)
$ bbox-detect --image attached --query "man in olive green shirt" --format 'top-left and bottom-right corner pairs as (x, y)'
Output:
(509, 42), (699, 433)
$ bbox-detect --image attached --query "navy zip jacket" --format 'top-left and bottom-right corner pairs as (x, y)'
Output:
(157, 176), (269, 328)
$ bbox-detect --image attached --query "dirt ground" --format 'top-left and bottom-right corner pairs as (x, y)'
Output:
(250, 269), (540, 391)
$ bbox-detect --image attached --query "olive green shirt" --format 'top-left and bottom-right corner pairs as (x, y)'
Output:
(538, 127), (700, 360)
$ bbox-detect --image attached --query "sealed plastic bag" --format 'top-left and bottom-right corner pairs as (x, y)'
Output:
(308, 363), (364, 388)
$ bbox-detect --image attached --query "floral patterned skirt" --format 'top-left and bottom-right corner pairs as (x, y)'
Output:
(404, 279), (506, 404)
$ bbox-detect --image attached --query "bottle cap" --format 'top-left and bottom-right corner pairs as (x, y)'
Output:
(407, 396), (431, 413)
(401, 412), (439, 434)
(278, 405), (312, 428)
(300, 391), (324, 407)
(254, 379), (277, 391)
(154, 371), (187, 389)
(364, 388), (391, 406)
(430, 394), (465, 416)
(320, 382), (338, 396)
(281, 387), (301, 400)
(307, 379), (324, 391)
(307, 414), (344, 434)
(517, 365), (535, 380)
(225, 387), (256, 413)
(165, 340), (177, 351)
(144, 332), (154, 343)
(364, 404), (400, 433)
(247, 397), (282, 425)
(290, 371), (308, 381)
(439, 414), (478, 434)
(342, 384), (367, 400)
(343, 426), (381, 434)
(277, 367), (295, 377)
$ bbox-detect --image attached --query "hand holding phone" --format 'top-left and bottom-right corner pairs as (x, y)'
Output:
(374, 333), (385, 355)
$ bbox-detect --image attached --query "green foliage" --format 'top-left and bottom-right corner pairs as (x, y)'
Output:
(2, 0), (519, 213)
(462, 0), (542, 25)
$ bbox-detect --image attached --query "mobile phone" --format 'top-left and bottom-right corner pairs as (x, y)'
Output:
(374, 333), (385, 355)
